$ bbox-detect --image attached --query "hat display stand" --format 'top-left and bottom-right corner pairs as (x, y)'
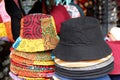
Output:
(9, 13), (59, 80)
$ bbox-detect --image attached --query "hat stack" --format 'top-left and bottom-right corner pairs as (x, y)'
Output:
(9, 13), (59, 80)
(52, 16), (114, 80)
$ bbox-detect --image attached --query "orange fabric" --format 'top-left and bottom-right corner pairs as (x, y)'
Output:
(10, 54), (54, 66)
(4, 21), (14, 42)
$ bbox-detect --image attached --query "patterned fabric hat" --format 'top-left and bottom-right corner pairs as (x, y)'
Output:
(11, 60), (55, 73)
(11, 49), (53, 61)
(12, 13), (59, 52)
(10, 72), (52, 80)
(10, 53), (54, 66)
(10, 64), (54, 78)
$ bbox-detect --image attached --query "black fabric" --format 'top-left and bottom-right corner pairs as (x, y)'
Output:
(4, 0), (23, 40)
(28, 0), (42, 14)
(53, 16), (112, 61)
(55, 62), (114, 79)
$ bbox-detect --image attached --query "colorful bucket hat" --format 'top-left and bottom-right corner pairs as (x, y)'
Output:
(10, 63), (54, 73)
(20, 76), (52, 80)
(11, 60), (55, 73)
(12, 13), (59, 52)
(10, 53), (54, 66)
(11, 49), (53, 61)
(10, 64), (54, 78)
(53, 16), (112, 61)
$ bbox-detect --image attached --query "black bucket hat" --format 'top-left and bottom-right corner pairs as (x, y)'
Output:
(53, 16), (112, 61)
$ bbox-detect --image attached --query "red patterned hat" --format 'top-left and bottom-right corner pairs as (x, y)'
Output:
(12, 13), (59, 52)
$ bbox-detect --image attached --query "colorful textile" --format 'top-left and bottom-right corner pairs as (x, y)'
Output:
(13, 13), (59, 52)
(0, 22), (14, 42)
(4, 21), (14, 42)
(10, 63), (54, 73)
(19, 76), (51, 80)
(10, 54), (54, 66)
(0, 23), (7, 37)
(11, 60), (55, 72)
(11, 49), (53, 61)
(10, 64), (54, 78)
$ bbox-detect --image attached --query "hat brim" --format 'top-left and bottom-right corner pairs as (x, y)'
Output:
(53, 41), (112, 61)
(55, 62), (113, 79)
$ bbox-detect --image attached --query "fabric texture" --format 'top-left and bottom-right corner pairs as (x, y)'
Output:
(12, 13), (59, 52)
(10, 53), (54, 66)
(5, 0), (23, 41)
(107, 41), (120, 74)
(55, 56), (114, 71)
(11, 49), (53, 61)
(53, 16), (112, 61)
(51, 4), (71, 34)
(9, 72), (24, 80)
(0, 15), (3, 22)
(11, 60), (55, 72)
(0, 0), (14, 42)
(64, 5), (81, 18)
(55, 62), (113, 79)
(54, 54), (112, 67)
(109, 27), (120, 41)
(10, 65), (54, 78)
(0, 0), (11, 22)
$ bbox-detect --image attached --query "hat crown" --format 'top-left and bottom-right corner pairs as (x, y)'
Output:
(60, 17), (103, 45)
